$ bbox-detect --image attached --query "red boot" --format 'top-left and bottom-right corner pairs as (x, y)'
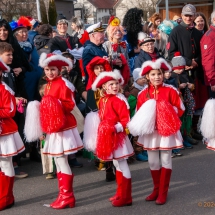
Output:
(145, 169), (161, 201)
(112, 175), (132, 207)
(50, 172), (62, 206)
(0, 172), (15, 211)
(51, 173), (76, 209)
(109, 170), (122, 201)
(155, 167), (172, 205)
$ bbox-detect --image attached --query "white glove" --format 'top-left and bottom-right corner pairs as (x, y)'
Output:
(115, 122), (123, 133)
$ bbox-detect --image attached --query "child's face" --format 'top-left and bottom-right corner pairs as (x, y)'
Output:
(94, 64), (104, 76)
(146, 69), (163, 87)
(164, 71), (171, 80)
(0, 51), (13, 65)
(44, 66), (60, 80)
(136, 77), (147, 86)
(103, 80), (119, 95)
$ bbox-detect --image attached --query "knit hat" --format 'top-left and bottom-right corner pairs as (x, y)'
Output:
(182, 4), (196, 16)
(92, 70), (124, 91)
(133, 68), (142, 82)
(158, 19), (177, 35)
(39, 53), (73, 70)
(138, 32), (155, 46)
(171, 52), (186, 70)
(86, 56), (112, 90)
(140, 58), (171, 76)
(0, 58), (10, 72)
(9, 16), (32, 32)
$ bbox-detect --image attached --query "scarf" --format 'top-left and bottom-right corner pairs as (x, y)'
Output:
(134, 82), (145, 91)
(180, 21), (194, 29)
(18, 41), (33, 53)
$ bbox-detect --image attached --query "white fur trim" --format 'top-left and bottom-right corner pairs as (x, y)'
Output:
(61, 77), (75, 92)
(39, 53), (73, 70)
(140, 58), (171, 76)
(200, 99), (215, 139)
(128, 99), (156, 136)
(116, 93), (130, 109)
(2, 82), (15, 95)
(24, 101), (43, 142)
(0, 58), (10, 72)
(83, 111), (100, 152)
(92, 70), (124, 91)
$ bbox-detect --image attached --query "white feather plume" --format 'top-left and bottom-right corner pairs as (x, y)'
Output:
(83, 111), (100, 152)
(128, 99), (156, 136)
(24, 101), (43, 142)
(200, 99), (215, 139)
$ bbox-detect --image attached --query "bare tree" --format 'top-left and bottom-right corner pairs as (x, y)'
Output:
(0, 0), (36, 21)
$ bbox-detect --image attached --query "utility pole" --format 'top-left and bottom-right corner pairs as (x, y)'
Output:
(36, 0), (42, 21)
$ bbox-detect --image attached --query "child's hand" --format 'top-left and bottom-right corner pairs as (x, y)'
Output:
(113, 58), (122, 67)
(15, 97), (27, 106)
(187, 83), (194, 90)
(13, 68), (22, 76)
(179, 83), (187, 89)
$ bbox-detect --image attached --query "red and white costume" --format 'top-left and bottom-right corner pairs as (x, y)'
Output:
(87, 70), (133, 207)
(128, 58), (185, 205)
(0, 60), (25, 211)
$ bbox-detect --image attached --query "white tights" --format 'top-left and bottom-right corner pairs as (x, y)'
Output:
(113, 159), (131, 178)
(147, 150), (172, 170)
(0, 157), (14, 177)
(54, 155), (72, 175)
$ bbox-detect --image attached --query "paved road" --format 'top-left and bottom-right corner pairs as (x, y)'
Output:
(2, 141), (215, 215)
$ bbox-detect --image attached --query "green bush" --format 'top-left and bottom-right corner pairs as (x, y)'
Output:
(48, 0), (57, 26)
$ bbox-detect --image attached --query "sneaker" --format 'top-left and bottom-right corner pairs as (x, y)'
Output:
(186, 136), (198, 145)
(14, 167), (28, 179)
(183, 140), (193, 149)
(46, 173), (55, 179)
(142, 151), (148, 157)
(68, 158), (83, 168)
(171, 153), (177, 158)
(175, 152), (183, 156)
(136, 153), (148, 162)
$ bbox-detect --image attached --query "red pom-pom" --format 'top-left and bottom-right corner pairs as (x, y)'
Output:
(18, 16), (32, 28)
(174, 51), (181, 57)
(156, 100), (181, 136)
(96, 120), (126, 160)
(40, 95), (65, 133)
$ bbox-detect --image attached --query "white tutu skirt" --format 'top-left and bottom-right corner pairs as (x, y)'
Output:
(99, 136), (134, 161)
(0, 132), (25, 158)
(43, 128), (83, 157)
(137, 130), (183, 150)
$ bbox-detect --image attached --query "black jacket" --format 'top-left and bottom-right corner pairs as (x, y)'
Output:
(34, 35), (51, 55)
(134, 48), (161, 69)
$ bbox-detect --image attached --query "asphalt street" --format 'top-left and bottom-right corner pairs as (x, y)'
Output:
(2, 141), (215, 215)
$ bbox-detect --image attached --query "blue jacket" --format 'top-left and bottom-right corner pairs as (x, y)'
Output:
(28, 30), (38, 44)
(82, 41), (108, 85)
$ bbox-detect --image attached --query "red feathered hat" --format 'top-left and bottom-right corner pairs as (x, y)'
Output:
(92, 70), (124, 91)
(86, 57), (112, 90)
(39, 53), (73, 70)
(140, 58), (171, 76)
(0, 57), (10, 72)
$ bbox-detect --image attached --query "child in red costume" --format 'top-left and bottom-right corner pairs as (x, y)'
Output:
(0, 59), (25, 211)
(90, 70), (134, 207)
(37, 53), (83, 209)
(128, 58), (185, 205)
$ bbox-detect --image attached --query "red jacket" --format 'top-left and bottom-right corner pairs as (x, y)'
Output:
(137, 83), (185, 117)
(44, 77), (77, 131)
(201, 25), (215, 86)
(0, 82), (18, 136)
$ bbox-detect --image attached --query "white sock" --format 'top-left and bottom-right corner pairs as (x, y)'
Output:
(0, 157), (14, 177)
(54, 155), (72, 175)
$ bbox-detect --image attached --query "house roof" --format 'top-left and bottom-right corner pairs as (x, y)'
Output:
(87, 0), (119, 9)
(156, 0), (214, 7)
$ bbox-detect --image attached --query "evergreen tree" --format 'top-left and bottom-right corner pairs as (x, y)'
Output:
(48, 0), (57, 26)
(40, 0), (48, 23)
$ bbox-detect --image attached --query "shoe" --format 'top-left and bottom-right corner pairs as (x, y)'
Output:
(109, 170), (123, 201)
(0, 172), (15, 211)
(191, 130), (203, 140)
(46, 173), (55, 179)
(145, 169), (160, 201)
(186, 136), (198, 145)
(97, 160), (105, 171)
(142, 151), (148, 157)
(172, 149), (183, 157)
(106, 172), (116, 182)
(136, 153), (148, 162)
(155, 167), (172, 205)
(175, 152), (183, 157)
(68, 158), (83, 168)
(51, 173), (75, 209)
(183, 140), (193, 149)
(112, 176), (132, 207)
(171, 153), (176, 158)
(14, 168), (28, 179)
